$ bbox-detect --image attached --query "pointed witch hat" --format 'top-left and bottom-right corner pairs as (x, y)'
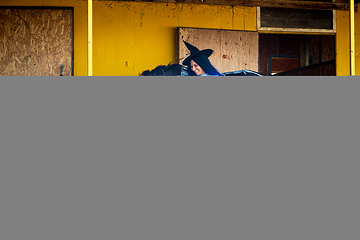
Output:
(182, 41), (214, 66)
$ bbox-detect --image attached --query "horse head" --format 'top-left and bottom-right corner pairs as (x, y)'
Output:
(141, 63), (188, 76)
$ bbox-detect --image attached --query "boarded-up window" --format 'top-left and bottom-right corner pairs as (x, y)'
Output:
(257, 7), (336, 33)
(0, 8), (73, 76)
(178, 28), (259, 73)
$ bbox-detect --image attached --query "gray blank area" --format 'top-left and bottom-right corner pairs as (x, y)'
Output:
(0, 77), (359, 240)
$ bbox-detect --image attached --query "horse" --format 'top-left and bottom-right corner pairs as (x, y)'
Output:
(141, 63), (263, 76)
(140, 63), (188, 76)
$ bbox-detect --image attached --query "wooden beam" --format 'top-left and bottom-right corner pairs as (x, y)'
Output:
(88, 0), (93, 76)
(299, 35), (309, 67)
(106, 0), (351, 11)
(350, 0), (355, 75)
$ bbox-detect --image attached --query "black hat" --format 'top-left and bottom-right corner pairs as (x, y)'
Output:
(182, 41), (213, 66)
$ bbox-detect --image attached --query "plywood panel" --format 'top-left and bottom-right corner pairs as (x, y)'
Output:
(224, 29), (258, 72)
(178, 28), (258, 73)
(220, 31), (243, 71)
(0, 8), (73, 76)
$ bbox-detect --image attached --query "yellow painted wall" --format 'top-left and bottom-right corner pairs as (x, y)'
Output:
(0, 0), (256, 76)
(92, 2), (257, 76)
(336, 10), (360, 76)
(1, 0), (358, 76)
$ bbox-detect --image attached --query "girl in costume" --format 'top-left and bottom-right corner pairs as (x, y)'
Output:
(182, 41), (222, 76)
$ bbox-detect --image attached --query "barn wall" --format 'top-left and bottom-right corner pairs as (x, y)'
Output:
(0, 0), (256, 76)
(92, 2), (257, 76)
(1, 0), (359, 76)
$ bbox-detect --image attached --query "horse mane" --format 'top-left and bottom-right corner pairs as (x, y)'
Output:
(141, 63), (187, 76)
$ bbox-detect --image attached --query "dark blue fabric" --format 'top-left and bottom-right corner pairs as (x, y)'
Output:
(141, 63), (185, 76)
(186, 54), (222, 76)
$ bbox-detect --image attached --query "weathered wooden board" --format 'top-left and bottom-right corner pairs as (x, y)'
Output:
(0, 8), (73, 76)
(259, 7), (334, 30)
(258, 34), (278, 75)
(178, 28), (259, 73)
(104, 0), (350, 11)
(320, 35), (335, 62)
(309, 35), (320, 64)
(272, 57), (300, 74)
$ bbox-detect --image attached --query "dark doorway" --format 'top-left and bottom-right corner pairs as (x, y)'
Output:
(259, 34), (335, 76)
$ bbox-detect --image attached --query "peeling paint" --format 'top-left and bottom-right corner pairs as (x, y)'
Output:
(140, 12), (145, 27)
(222, 54), (231, 59)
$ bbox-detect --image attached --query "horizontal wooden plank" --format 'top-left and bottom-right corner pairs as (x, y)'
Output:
(103, 0), (352, 11)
